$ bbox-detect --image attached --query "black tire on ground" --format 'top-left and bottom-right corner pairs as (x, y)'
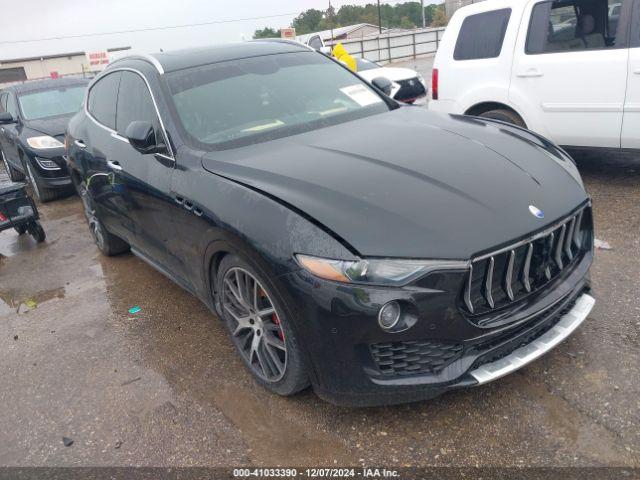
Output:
(478, 109), (527, 128)
(216, 253), (310, 396)
(1, 147), (26, 182)
(27, 221), (46, 243)
(24, 158), (59, 203)
(76, 177), (129, 256)
(14, 225), (27, 235)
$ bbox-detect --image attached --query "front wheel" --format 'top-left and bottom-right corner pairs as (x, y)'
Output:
(14, 225), (27, 235)
(77, 178), (129, 256)
(24, 158), (59, 203)
(217, 254), (309, 396)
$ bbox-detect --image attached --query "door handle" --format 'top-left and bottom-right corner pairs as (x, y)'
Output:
(517, 68), (544, 78)
(74, 139), (87, 149)
(107, 160), (123, 171)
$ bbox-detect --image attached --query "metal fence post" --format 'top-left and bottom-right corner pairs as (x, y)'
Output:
(412, 33), (416, 59)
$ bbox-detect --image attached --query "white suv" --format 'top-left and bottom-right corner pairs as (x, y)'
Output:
(429, 0), (639, 151)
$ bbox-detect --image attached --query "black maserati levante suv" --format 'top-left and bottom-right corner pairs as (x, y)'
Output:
(1, 78), (88, 202)
(65, 41), (595, 406)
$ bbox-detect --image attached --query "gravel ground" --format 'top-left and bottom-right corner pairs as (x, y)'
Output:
(0, 150), (638, 469)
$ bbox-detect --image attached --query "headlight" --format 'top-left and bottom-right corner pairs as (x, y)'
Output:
(296, 254), (467, 286)
(26, 136), (64, 149)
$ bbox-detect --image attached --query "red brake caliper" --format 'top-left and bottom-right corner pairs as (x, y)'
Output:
(260, 288), (284, 341)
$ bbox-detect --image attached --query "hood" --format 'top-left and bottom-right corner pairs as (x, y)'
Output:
(202, 107), (588, 259)
(358, 67), (420, 82)
(25, 114), (73, 139)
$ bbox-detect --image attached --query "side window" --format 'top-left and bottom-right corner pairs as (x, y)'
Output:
(88, 72), (121, 129)
(527, 0), (632, 54)
(308, 35), (324, 50)
(454, 9), (512, 60)
(5, 93), (18, 118)
(0, 93), (7, 113)
(115, 71), (159, 137)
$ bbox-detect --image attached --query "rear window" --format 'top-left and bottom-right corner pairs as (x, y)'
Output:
(526, 0), (632, 54)
(88, 72), (121, 129)
(454, 8), (512, 60)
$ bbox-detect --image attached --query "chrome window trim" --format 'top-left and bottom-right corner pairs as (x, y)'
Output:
(108, 54), (165, 74)
(85, 67), (175, 161)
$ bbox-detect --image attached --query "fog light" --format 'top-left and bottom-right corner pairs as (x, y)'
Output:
(378, 301), (401, 330)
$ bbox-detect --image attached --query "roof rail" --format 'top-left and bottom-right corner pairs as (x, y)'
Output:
(108, 53), (164, 74)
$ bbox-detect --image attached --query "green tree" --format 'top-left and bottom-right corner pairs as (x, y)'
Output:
(292, 9), (324, 34)
(253, 27), (279, 39)
(430, 5), (448, 27)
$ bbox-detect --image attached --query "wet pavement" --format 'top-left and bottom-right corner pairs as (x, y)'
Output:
(0, 154), (638, 468)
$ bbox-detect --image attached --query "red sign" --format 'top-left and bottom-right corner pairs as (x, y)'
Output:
(281, 28), (296, 39)
(50, 71), (59, 79)
(86, 51), (110, 70)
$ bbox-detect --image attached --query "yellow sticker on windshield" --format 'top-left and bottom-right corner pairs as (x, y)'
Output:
(340, 85), (383, 107)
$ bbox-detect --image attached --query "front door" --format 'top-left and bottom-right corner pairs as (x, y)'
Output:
(510, 0), (632, 148)
(621, 0), (640, 148)
(0, 93), (23, 169)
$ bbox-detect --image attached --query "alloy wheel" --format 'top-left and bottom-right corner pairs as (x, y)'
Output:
(222, 267), (287, 382)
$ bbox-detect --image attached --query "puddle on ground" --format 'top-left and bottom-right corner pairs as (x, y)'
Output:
(0, 286), (66, 315)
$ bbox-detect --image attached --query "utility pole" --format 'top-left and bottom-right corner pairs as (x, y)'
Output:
(329, 0), (334, 42)
(377, 0), (382, 33)
(421, 0), (426, 28)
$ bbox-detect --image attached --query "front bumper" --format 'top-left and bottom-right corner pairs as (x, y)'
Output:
(280, 249), (593, 406)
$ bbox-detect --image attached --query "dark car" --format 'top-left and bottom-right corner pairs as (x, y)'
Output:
(0, 78), (89, 202)
(65, 41), (595, 406)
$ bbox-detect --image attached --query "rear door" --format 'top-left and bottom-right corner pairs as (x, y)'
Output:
(112, 69), (178, 269)
(510, 0), (632, 148)
(83, 71), (134, 241)
(621, 0), (640, 148)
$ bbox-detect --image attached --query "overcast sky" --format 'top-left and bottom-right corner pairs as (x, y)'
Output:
(0, 0), (423, 60)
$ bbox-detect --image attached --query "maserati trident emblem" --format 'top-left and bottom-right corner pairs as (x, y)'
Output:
(529, 205), (545, 219)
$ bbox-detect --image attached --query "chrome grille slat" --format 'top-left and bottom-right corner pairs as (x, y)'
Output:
(555, 224), (566, 270)
(545, 232), (554, 280)
(504, 250), (515, 301)
(565, 217), (576, 260)
(573, 210), (583, 248)
(484, 257), (495, 309)
(462, 204), (592, 318)
(464, 263), (474, 313)
(522, 243), (533, 293)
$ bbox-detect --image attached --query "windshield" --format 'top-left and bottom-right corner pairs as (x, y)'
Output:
(166, 51), (390, 149)
(356, 58), (381, 71)
(18, 85), (86, 120)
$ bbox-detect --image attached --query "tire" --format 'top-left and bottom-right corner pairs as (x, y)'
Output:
(1, 147), (26, 182)
(77, 178), (130, 256)
(24, 158), (59, 203)
(14, 225), (27, 235)
(27, 221), (46, 243)
(478, 109), (527, 128)
(217, 254), (310, 396)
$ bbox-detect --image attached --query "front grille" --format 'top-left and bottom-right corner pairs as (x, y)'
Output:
(370, 340), (463, 377)
(462, 204), (592, 321)
(395, 77), (426, 101)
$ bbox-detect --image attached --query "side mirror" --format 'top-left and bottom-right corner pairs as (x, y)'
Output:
(0, 112), (15, 125)
(125, 120), (163, 155)
(371, 76), (393, 96)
